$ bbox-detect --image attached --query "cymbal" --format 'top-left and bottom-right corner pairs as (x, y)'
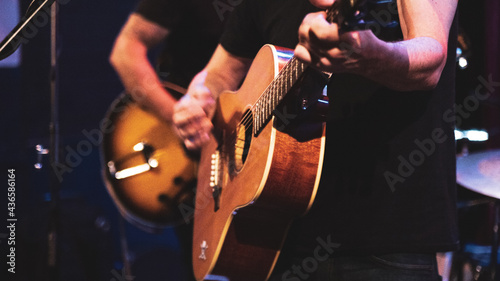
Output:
(457, 149), (500, 199)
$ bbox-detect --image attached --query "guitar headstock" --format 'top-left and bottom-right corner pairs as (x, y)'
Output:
(327, 0), (398, 31)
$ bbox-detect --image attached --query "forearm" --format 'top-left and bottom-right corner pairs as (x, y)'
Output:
(109, 38), (176, 122)
(192, 45), (251, 99)
(172, 45), (251, 150)
(297, 0), (457, 92)
(354, 33), (446, 91)
(367, 0), (456, 91)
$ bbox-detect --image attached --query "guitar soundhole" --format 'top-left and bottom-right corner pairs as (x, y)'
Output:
(233, 111), (253, 172)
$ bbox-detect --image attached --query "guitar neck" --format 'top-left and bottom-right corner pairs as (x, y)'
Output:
(251, 0), (369, 136)
(253, 56), (307, 135)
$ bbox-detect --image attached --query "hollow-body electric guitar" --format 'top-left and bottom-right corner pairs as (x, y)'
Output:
(101, 83), (198, 233)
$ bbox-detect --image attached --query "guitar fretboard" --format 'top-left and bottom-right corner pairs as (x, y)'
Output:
(251, 0), (348, 135)
(252, 57), (307, 135)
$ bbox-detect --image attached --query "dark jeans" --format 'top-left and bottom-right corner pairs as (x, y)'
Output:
(269, 253), (441, 281)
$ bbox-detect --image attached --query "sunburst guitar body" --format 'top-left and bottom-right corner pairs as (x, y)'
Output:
(101, 91), (198, 232)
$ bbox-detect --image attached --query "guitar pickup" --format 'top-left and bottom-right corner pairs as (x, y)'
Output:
(110, 160), (158, 180)
(108, 142), (158, 180)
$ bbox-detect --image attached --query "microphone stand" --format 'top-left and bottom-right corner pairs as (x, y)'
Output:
(1, 0), (61, 279)
(0, 0), (56, 60)
(490, 200), (499, 281)
(48, 2), (60, 280)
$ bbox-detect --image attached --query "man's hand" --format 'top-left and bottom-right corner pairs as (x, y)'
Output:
(294, 11), (379, 75)
(309, 0), (334, 9)
(173, 71), (215, 150)
(296, 0), (458, 91)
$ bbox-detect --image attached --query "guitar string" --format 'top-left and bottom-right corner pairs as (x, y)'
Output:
(223, 57), (310, 157)
(229, 57), (303, 146)
(220, 3), (339, 151)
(238, 57), (302, 131)
(235, 2), (338, 132)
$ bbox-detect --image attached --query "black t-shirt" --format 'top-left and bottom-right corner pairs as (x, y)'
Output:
(220, 0), (320, 56)
(220, 0), (459, 256)
(135, 0), (231, 87)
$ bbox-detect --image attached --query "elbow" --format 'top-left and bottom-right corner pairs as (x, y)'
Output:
(109, 45), (131, 74)
(413, 51), (447, 91)
(418, 71), (442, 90)
(109, 47), (120, 70)
(109, 37), (129, 71)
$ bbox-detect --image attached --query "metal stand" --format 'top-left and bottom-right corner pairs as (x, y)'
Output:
(118, 216), (133, 278)
(490, 200), (499, 280)
(47, 2), (61, 279)
(1, 1), (61, 279)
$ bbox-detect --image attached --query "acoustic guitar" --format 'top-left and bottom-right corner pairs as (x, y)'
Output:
(191, 0), (380, 279)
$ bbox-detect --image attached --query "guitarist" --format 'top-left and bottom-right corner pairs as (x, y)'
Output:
(110, 0), (233, 123)
(109, 0), (233, 280)
(173, 0), (459, 280)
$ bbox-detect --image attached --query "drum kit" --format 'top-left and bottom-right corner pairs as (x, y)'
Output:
(453, 129), (500, 281)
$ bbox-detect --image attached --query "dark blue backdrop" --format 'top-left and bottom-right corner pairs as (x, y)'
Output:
(1, 0), (499, 280)
(0, 0), (191, 280)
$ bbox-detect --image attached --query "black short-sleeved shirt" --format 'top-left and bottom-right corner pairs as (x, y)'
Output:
(135, 0), (231, 87)
(220, 0), (459, 256)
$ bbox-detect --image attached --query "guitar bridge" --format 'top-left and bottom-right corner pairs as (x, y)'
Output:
(210, 151), (222, 212)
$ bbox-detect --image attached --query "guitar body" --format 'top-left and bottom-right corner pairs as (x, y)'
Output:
(101, 93), (197, 232)
(192, 45), (326, 280)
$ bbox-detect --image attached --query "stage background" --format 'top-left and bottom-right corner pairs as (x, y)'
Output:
(1, 0), (192, 280)
(0, 0), (499, 280)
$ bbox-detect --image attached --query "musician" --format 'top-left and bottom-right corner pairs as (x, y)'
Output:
(173, 0), (459, 280)
(109, 0), (232, 280)
(109, 0), (230, 122)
